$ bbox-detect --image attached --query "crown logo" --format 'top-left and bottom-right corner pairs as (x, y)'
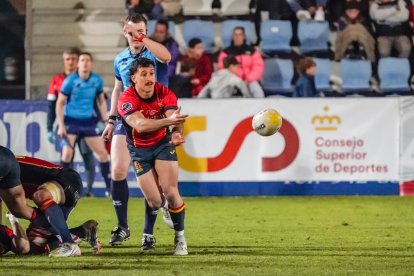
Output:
(311, 106), (341, 131)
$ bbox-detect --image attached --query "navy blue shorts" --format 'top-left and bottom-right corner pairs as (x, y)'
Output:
(113, 119), (127, 136)
(64, 117), (101, 137)
(0, 147), (21, 189)
(128, 136), (177, 177)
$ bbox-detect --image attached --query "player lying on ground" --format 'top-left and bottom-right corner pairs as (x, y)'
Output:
(0, 146), (83, 257)
(0, 212), (100, 255)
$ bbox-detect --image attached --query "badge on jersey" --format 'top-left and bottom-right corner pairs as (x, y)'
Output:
(122, 102), (133, 113)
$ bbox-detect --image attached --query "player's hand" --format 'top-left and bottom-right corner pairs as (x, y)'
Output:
(123, 23), (145, 39)
(47, 131), (56, 144)
(168, 107), (188, 126)
(57, 125), (67, 138)
(170, 131), (185, 146)
(102, 123), (115, 142)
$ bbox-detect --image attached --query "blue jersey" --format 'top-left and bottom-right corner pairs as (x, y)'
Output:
(114, 47), (169, 89)
(61, 72), (103, 120)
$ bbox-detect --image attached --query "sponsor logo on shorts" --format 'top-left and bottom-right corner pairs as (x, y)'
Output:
(170, 149), (176, 155)
(134, 161), (143, 174)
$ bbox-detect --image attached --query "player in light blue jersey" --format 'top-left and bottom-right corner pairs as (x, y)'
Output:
(101, 13), (173, 247)
(56, 52), (111, 196)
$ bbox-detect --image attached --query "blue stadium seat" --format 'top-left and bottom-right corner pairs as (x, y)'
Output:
(340, 59), (372, 94)
(313, 58), (331, 92)
(147, 20), (176, 37)
(298, 20), (329, 54)
(262, 58), (294, 96)
(221, 20), (255, 48)
(183, 19), (215, 53)
(378, 57), (411, 94)
(260, 20), (292, 55)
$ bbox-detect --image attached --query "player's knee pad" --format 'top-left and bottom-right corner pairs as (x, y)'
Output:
(39, 182), (63, 204)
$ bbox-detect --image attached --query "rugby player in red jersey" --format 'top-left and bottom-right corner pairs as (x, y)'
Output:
(117, 57), (188, 255)
(0, 146), (87, 256)
(0, 212), (100, 256)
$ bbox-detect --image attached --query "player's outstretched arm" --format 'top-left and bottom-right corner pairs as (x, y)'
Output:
(125, 108), (188, 134)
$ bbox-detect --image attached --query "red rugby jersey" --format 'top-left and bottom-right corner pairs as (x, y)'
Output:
(47, 73), (66, 101)
(15, 156), (62, 200)
(118, 83), (178, 148)
(0, 225), (15, 255)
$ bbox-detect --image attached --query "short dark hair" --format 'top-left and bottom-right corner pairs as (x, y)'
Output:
(233, 26), (245, 34)
(223, 55), (238, 68)
(296, 57), (316, 74)
(129, 58), (155, 84)
(188, 38), (202, 49)
(124, 13), (147, 25)
(63, 47), (80, 57)
(79, 52), (93, 61)
(156, 19), (169, 31)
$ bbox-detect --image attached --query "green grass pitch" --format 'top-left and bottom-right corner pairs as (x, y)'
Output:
(1, 196), (414, 275)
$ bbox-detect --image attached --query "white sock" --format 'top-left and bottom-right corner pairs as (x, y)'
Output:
(175, 230), (185, 241)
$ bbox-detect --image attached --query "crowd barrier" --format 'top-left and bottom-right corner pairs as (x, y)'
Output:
(1, 98), (414, 197)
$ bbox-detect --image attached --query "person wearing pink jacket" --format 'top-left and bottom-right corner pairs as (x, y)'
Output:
(218, 26), (265, 98)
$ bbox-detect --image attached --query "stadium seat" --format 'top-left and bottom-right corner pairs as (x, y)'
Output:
(182, 20), (215, 53)
(378, 57), (411, 94)
(340, 59), (372, 94)
(313, 58), (331, 92)
(262, 58), (294, 96)
(221, 20), (255, 48)
(260, 20), (292, 55)
(147, 20), (176, 37)
(298, 20), (329, 54)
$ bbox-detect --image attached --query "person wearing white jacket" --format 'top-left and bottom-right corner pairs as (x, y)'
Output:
(198, 56), (252, 98)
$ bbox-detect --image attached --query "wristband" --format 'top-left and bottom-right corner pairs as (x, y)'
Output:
(138, 34), (146, 42)
(108, 121), (115, 125)
(108, 115), (117, 121)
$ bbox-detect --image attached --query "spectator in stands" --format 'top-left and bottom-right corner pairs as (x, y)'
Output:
(327, 0), (371, 29)
(293, 57), (320, 97)
(150, 19), (180, 81)
(180, 38), (213, 97)
(198, 56), (252, 98)
(127, 0), (164, 20)
(47, 48), (97, 197)
(335, 0), (376, 62)
(252, 0), (294, 45)
(169, 59), (195, 98)
(286, 0), (327, 21)
(370, 0), (412, 58)
(218, 27), (265, 98)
